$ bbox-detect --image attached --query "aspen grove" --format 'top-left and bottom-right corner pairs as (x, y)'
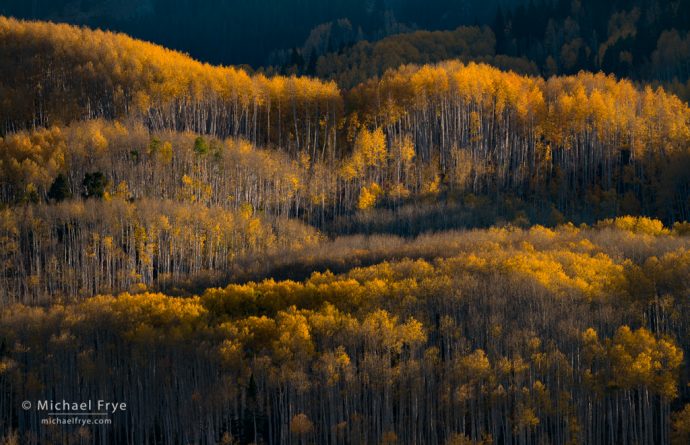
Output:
(1, 16), (690, 445)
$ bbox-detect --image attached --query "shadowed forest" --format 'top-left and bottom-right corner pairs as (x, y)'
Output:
(1, 4), (690, 444)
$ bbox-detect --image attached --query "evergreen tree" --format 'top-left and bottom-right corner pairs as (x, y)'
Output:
(47, 173), (71, 202)
(82, 172), (107, 199)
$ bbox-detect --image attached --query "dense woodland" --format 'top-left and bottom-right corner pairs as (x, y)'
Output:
(288, 0), (690, 103)
(3, 222), (690, 444)
(1, 18), (689, 222)
(0, 18), (343, 158)
(3, 0), (690, 92)
(1, 12), (690, 445)
(309, 26), (540, 89)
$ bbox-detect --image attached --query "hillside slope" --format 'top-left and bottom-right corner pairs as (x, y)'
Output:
(1, 16), (690, 445)
(0, 0), (523, 66)
(1, 18), (690, 225)
(0, 17), (342, 157)
(312, 26), (539, 88)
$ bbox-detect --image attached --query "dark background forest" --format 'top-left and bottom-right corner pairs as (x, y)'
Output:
(0, 0), (524, 66)
(1, 1), (690, 83)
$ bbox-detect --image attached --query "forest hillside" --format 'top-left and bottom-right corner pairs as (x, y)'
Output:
(2, 18), (689, 224)
(0, 15), (690, 445)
